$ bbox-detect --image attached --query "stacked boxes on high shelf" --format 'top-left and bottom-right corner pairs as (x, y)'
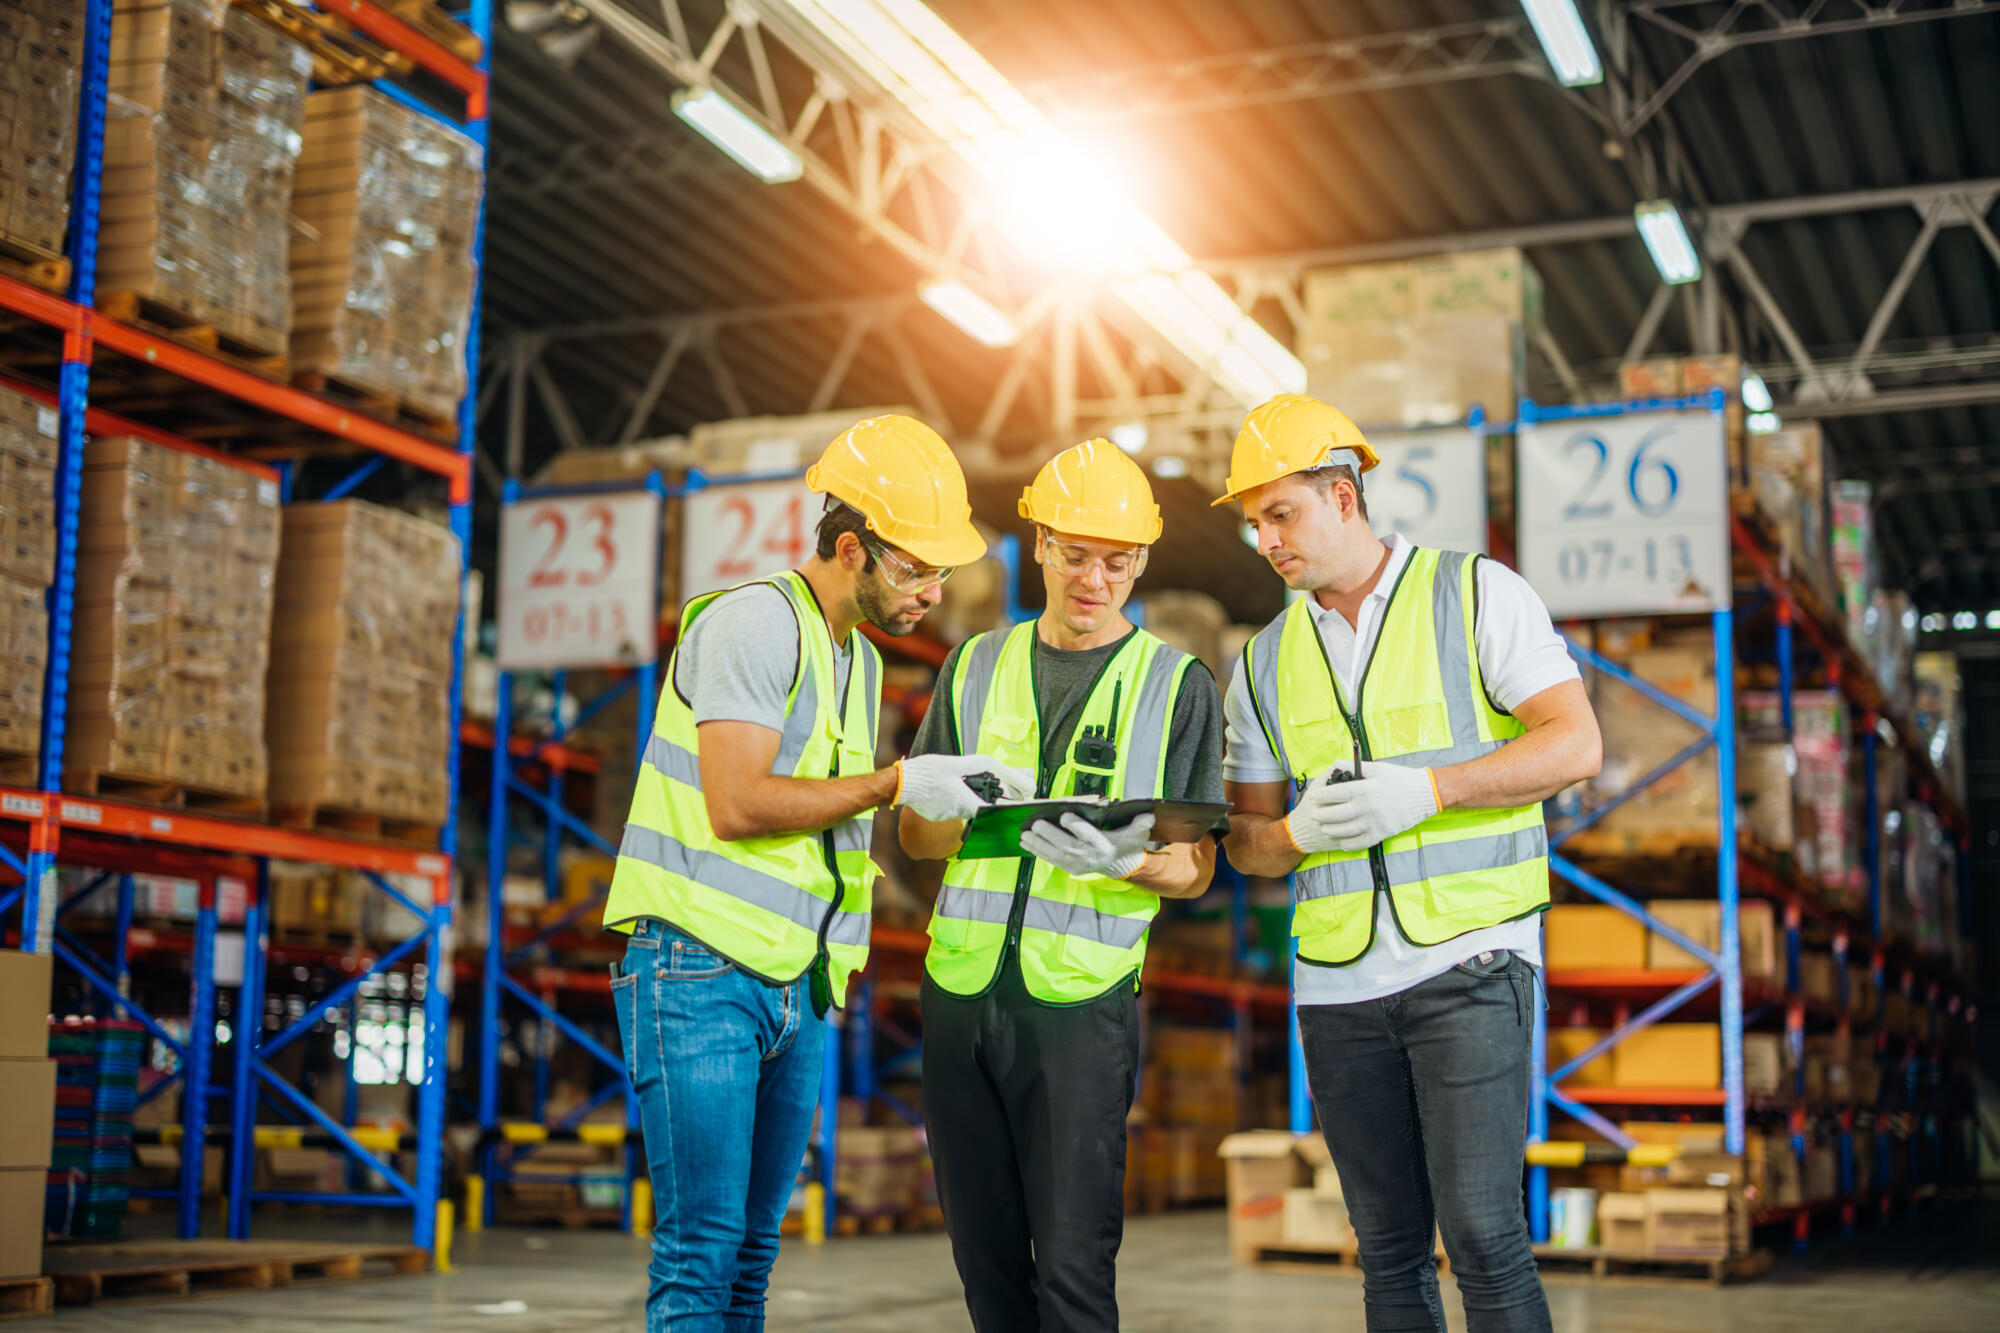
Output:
(1298, 247), (1540, 426)
(0, 0), (83, 265)
(101, 0), (309, 353)
(1130, 1026), (1238, 1212)
(266, 500), (461, 831)
(0, 384), (57, 765)
(0, 951), (54, 1280)
(289, 86), (482, 421)
(66, 436), (279, 801)
(45, 1016), (141, 1240)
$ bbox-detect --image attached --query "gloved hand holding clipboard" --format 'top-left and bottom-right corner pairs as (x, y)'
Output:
(956, 796), (1230, 861)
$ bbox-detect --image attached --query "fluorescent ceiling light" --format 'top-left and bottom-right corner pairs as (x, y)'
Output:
(1109, 423), (1148, 454)
(1151, 455), (1189, 479)
(1635, 199), (1702, 285)
(1741, 371), (1773, 413)
(762, 0), (1304, 404)
(920, 279), (1019, 348)
(1522, 0), (1603, 86)
(672, 88), (803, 184)
(1747, 411), (1781, 433)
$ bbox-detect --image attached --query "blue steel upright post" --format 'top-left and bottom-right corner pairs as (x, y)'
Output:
(1715, 607), (1744, 1155)
(179, 877), (218, 1239)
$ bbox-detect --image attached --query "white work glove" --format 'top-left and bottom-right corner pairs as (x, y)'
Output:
(893, 753), (1035, 823)
(1296, 763), (1440, 853)
(1019, 813), (1156, 880)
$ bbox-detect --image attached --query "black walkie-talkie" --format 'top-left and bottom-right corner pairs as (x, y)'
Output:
(1072, 680), (1121, 798)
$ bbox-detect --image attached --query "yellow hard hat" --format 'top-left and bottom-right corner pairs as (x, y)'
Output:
(1018, 439), (1163, 546)
(1211, 393), (1381, 507)
(806, 414), (988, 567)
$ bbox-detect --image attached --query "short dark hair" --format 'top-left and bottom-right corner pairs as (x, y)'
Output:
(815, 498), (878, 567)
(1297, 463), (1369, 521)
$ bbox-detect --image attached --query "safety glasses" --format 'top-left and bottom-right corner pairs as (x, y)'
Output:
(861, 534), (956, 594)
(1041, 532), (1149, 584)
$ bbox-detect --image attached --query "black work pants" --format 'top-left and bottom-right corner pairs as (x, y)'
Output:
(1298, 950), (1551, 1333)
(920, 966), (1140, 1333)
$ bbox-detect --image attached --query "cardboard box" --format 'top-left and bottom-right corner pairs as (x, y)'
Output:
(0, 1058), (53, 1169)
(0, 950), (50, 1058)
(1596, 1192), (1648, 1254)
(1644, 900), (1777, 977)
(1219, 1131), (1308, 1263)
(1666, 1154), (1746, 1190)
(1544, 905), (1648, 971)
(1281, 1187), (1354, 1251)
(1612, 1024), (1721, 1090)
(1408, 247), (1543, 323)
(1801, 952), (1839, 1007)
(1742, 1033), (1789, 1096)
(0, 1167), (40, 1278)
(1547, 1026), (1616, 1087)
(1646, 1188), (1737, 1258)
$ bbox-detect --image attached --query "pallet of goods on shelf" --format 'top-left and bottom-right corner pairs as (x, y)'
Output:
(0, 949), (54, 1282)
(1912, 651), (1965, 806)
(1298, 246), (1540, 427)
(265, 499), (460, 838)
(45, 1017), (142, 1240)
(100, 0), (311, 365)
(288, 84), (482, 429)
(0, 0), (84, 291)
(66, 434), (279, 810)
(0, 383), (57, 770)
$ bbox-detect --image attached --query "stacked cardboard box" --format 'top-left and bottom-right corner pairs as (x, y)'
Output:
(100, 0), (309, 352)
(266, 501), (461, 827)
(0, 952), (52, 1278)
(0, 0), (83, 259)
(1128, 1124), (1227, 1212)
(1141, 1026), (1241, 1131)
(1913, 651), (1964, 804)
(1742, 421), (1834, 603)
(834, 1125), (926, 1216)
(66, 437), (278, 798)
(1830, 480), (1874, 650)
(1743, 690), (1864, 900)
(1643, 900), (1778, 978)
(266, 862), (364, 940)
(1583, 633), (1718, 844)
(0, 386), (57, 759)
(1137, 590), (1231, 685)
(290, 86), (482, 420)
(1218, 1130), (1309, 1262)
(1279, 1140), (1353, 1252)
(1299, 248), (1540, 426)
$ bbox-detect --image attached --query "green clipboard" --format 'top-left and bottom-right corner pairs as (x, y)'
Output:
(956, 798), (1231, 861)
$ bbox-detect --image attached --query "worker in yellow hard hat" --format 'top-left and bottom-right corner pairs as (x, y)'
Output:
(901, 438), (1226, 1332)
(1215, 394), (1602, 1332)
(603, 413), (1033, 1330)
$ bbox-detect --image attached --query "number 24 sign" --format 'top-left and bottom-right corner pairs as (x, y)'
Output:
(1517, 405), (1729, 619)
(497, 491), (662, 670)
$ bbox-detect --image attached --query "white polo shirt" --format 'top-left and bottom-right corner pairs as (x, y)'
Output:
(1222, 534), (1579, 1006)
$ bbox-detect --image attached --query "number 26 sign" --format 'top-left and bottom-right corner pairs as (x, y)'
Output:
(498, 491), (662, 670)
(1517, 402), (1729, 619)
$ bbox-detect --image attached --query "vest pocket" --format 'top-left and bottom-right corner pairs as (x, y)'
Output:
(1370, 700), (1452, 756)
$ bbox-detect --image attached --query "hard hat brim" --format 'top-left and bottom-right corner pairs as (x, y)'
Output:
(886, 518), (988, 569)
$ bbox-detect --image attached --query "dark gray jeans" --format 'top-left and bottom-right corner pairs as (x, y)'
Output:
(1299, 950), (1551, 1333)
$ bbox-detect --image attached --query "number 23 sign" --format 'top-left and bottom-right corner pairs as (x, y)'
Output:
(1517, 404), (1729, 619)
(498, 491), (662, 670)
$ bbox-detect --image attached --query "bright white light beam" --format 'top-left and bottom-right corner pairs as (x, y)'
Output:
(920, 280), (1020, 347)
(672, 88), (804, 184)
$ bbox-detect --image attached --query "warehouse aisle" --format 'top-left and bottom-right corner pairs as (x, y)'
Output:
(42, 1202), (2000, 1331)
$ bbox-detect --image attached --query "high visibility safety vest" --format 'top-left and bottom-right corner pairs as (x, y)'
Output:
(603, 570), (883, 1003)
(1241, 547), (1548, 967)
(926, 622), (1196, 1004)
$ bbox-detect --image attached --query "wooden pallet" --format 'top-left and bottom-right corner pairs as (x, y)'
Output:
(272, 802), (443, 846)
(231, 0), (404, 85)
(0, 750), (39, 787)
(70, 767), (267, 819)
(831, 1203), (945, 1237)
(96, 291), (288, 376)
(292, 370), (456, 442)
(0, 234), (68, 295)
(41, 1239), (427, 1307)
(1530, 1243), (1773, 1285)
(0, 1276), (53, 1321)
(377, 0), (484, 61)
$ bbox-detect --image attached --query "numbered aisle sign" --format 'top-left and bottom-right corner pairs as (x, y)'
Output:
(1518, 403), (1730, 618)
(680, 476), (817, 603)
(1368, 426), (1487, 555)
(498, 491), (662, 670)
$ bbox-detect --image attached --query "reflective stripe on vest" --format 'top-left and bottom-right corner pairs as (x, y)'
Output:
(602, 569), (882, 1001)
(925, 622), (1193, 1003)
(1243, 547), (1549, 965)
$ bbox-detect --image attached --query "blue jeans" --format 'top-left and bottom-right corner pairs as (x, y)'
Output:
(611, 920), (825, 1332)
(1298, 950), (1550, 1333)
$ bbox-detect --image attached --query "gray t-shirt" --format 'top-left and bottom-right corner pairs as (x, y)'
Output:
(909, 628), (1225, 804)
(674, 584), (852, 731)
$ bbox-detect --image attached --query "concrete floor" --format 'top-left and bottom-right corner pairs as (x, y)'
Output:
(46, 1200), (2000, 1331)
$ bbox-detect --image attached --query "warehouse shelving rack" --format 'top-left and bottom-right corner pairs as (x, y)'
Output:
(1522, 398), (1976, 1252)
(0, 0), (492, 1255)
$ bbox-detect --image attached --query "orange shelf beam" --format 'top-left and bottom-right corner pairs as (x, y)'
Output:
(329, 0), (487, 116)
(1544, 969), (1707, 993)
(459, 721), (601, 774)
(1557, 1086), (1730, 1106)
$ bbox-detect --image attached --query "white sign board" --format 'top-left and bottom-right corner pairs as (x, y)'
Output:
(1368, 427), (1488, 555)
(1518, 406), (1730, 618)
(497, 491), (662, 670)
(680, 477), (817, 603)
